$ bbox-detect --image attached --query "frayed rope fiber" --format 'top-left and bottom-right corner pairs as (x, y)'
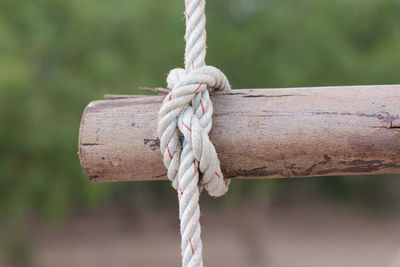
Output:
(157, 0), (231, 266)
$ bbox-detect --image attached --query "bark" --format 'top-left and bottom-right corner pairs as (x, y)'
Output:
(79, 85), (400, 182)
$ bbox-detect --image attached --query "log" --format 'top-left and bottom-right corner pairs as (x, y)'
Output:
(78, 85), (400, 183)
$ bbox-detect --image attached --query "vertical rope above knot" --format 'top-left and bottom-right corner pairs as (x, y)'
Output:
(157, 0), (231, 266)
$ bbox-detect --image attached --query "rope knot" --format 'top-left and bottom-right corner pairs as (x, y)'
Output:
(167, 66), (231, 93)
(158, 65), (231, 197)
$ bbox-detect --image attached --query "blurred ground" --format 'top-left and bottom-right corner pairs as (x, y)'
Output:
(17, 197), (400, 267)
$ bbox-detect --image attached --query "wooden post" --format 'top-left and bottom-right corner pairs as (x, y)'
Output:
(78, 85), (400, 183)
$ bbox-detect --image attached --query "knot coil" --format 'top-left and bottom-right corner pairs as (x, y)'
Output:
(158, 66), (231, 197)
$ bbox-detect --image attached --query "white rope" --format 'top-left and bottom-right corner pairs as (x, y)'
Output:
(157, 0), (231, 266)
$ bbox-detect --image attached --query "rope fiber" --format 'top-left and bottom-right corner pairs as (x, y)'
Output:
(157, 0), (231, 266)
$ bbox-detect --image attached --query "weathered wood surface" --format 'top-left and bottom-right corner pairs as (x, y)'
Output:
(79, 85), (400, 183)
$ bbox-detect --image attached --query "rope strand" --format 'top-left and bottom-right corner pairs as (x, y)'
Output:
(158, 1), (231, 266)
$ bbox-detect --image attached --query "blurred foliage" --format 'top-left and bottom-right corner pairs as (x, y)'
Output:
(0, 0), (400, 265)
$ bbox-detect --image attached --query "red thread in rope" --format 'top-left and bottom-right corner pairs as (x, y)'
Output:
(167, 145), (172, 159)
(178, 185), (183, 195)
(193, 83), (202, 93)
(200, 101), (205, 115)
(182, 122), (191, 132)
(189, 239), (194, 254)
(215, 172), (221, 179)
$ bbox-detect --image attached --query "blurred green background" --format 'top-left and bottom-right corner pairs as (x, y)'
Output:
(0, 0), (399, 266)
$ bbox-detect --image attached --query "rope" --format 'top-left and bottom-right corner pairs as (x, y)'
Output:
(157, 0), (231, 266)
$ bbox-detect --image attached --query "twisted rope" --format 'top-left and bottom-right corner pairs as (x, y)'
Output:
(157, 0), (231, 266)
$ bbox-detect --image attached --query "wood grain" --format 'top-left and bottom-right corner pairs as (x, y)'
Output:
(78, 85), (400, 182)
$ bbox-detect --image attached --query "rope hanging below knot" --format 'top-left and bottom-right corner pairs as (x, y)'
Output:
(157, 0), (231, 266)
